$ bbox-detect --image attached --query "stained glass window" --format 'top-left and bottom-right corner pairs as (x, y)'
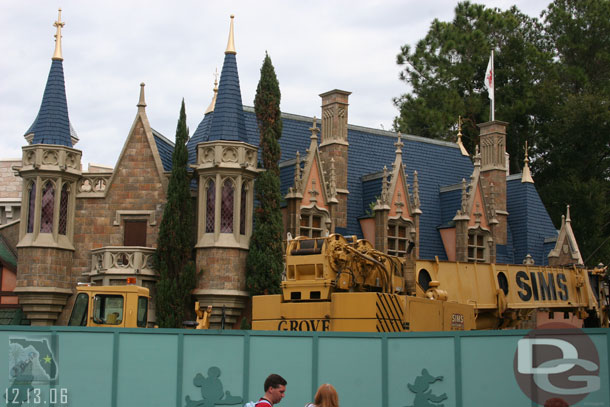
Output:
(240, 182), (247, 235)
(221, 179), (234, 233)
(205, 180), (215, 233)
(40, 182), (54, 233)
(27, 182), (36, 233)
(59, 183), (69, 235)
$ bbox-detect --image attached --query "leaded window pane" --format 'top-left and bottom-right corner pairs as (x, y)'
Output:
(40, 182), (54, 233)
(240, 183), (247, 235)
(221, 179), (234, 233)
(206, 181), (215, 233)
(59, 183), (69, 235)
(27, 182), (36, 233)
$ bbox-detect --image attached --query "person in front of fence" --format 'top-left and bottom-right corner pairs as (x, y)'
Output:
(305, 383), (339, 407)
(255, 374), (287, 407)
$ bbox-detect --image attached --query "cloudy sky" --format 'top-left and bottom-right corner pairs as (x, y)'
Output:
(1, 0), (551, 168)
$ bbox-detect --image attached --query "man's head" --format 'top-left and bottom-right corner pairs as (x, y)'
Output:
(264, 374), (287, 405)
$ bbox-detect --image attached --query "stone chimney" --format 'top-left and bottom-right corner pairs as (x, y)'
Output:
(478, 121), (508, 245)
(319, 90), (351, 230)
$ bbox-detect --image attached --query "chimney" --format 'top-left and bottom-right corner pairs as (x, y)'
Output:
(319, 90), (351, 230)
(478, 120), (508, 244)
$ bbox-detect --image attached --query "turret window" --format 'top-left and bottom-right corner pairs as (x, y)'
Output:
(221, 179), (234, 233)
(27, 182), (36, 233)
(40, 182), (54, 233)
(205, 180), (215, 233)
(58, 183), (69, 235)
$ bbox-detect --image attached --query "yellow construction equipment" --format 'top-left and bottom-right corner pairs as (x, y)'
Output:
(252, 234), (609, 332)
(67, 282), (150, 328)
(67, 279), (212, 329)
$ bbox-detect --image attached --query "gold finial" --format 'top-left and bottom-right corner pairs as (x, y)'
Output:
(225, 15), (236, 55)
(521, 140), (534, 183)
(204, 69), (219, 114)
(138, 82), (147, 110)
(52, 9), (65, 61)
(456, 115), (469, 156)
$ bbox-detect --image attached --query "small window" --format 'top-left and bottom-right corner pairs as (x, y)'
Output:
(124, 220), (147, 247)
(68, 293), (89, 326)
(300, 210), (325, 238)
(388, 220), (413, 257)
(93, 294), (124, 325)
(468, 231), (489, 262)
(137, 296), (148, 328)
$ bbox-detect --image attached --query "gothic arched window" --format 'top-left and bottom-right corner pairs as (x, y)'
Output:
(240, 182), (247, 235)
(27, 181), (36, 233)
(221, 178), (234, 233)
(59, 183), (69, 235)
(40, 181), (55, 233)
(205, 180), (215, 233)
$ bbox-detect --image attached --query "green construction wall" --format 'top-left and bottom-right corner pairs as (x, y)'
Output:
(0, 327), (608, 407)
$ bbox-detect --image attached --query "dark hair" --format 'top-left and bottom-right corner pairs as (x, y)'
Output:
(264, 374), (287, 392)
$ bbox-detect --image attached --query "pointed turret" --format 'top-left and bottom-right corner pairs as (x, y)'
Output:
(208, 15), (247, 142)
(24, 9), (76, 147)
(521, 141), (534, 183)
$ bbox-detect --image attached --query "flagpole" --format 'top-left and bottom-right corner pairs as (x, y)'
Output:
(491, 50), (495, 121)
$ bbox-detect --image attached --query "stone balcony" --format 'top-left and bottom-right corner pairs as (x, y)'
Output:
(86, 246), (158, 287)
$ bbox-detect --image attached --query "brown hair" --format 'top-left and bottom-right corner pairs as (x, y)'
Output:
(314, 384), (338, 407)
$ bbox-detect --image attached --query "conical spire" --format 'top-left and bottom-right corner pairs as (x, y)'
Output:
(25, 10), (74, 147)
(456, 115), (469, 156)
(208, 14), (247, 142)
(521, 141), (534, 183)
(204, 69), (219, 115)
(225, 15), (236, 55)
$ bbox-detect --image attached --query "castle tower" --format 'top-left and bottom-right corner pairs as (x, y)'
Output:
(319, 90), (351, 231)
(192, 16), (259, 328)
(15, 10), (82, 325)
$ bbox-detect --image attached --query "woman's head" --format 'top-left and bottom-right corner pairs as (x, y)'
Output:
(314, 384), (338, 407)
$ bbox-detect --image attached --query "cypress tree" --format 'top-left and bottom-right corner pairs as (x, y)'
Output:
(155, 100), (197, 327)
(246, 53), (284, 295)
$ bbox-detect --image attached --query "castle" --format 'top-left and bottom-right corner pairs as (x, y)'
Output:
(0, 12), (583, 327)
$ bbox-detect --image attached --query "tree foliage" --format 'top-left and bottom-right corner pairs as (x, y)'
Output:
(394, 1), (550, 173)
(155, 100), (197, 327)
(246, 53), (284, 295)
(394, 0), (610, 266)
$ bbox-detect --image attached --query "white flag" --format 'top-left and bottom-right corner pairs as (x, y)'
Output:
(484, 54), (494, 101)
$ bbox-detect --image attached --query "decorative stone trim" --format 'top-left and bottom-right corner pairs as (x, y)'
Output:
(113, 210), (156, 226)
(77, 172), (112, 198)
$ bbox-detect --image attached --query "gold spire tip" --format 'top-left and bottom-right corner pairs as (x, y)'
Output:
(225, 14), (236, 55)
(52, 8), (65, 61)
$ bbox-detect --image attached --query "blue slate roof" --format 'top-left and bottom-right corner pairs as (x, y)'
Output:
(346, 127), (473, 260)
(506, 176), (558, 265)
(208, 52), (248, 142)
(25, 59), (73, 147)
(152, 129), (174, 172)
(439, 185), (463, 227)
(185, 98), (557, 264)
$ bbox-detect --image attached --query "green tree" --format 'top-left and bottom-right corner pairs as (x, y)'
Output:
(533, 0), (610, 266)
(246, 53), (284, 295)
(393, 1), (551, 173)
(155, 100), (197, 327)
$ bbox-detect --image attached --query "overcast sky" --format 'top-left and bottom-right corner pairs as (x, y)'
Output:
(1, 0), (552, 168)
